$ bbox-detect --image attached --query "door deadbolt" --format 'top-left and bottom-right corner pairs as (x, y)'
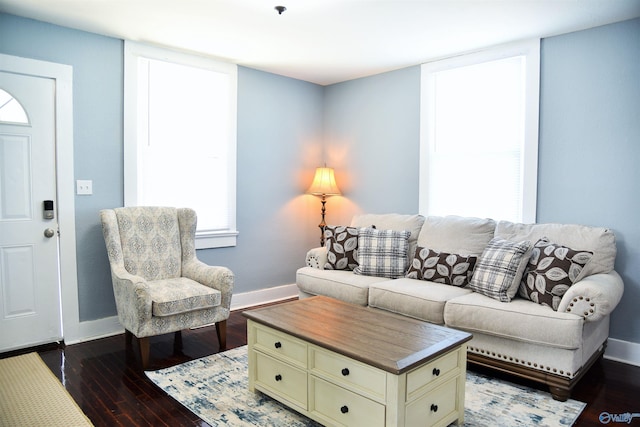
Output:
(43, 200), (54, 219)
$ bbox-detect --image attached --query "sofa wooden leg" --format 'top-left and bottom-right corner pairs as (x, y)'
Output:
(549, 386), (570, 402)
(138, 336), (150, 370)
(216, 320), (227, 350)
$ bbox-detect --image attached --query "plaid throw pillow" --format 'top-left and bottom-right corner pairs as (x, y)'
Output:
(324, 225), (359, 271)
(406, 246), (477, 287)
(469, 237), (532, 302)
(519, 237), (594, 310)
(354, 228), (410, 279)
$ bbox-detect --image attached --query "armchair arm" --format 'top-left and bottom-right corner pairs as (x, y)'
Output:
(109, 264), (153, 332)
(305, 247), (328, 269)
(182, 260), (234, 310)
(557, 271), (624, 322)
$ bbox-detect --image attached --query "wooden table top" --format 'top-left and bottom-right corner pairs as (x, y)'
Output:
(243, 296), (472, 375)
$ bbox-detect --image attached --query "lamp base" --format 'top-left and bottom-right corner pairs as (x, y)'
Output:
(318, 197), (327, 247)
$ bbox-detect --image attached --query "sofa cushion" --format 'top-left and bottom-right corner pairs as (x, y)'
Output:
(444, 292), (584, 349)
(406, 246), (477, 287)
(354, 228), (411, 279)
(351, 213), (425, 266)
(469, 237), (532, 302)
(417, 215), (496, 256)
(495, 220), (616, 281)
(296, 267), (387, 306)
(519, 237), (594, 311)
(369, 278), (472, 325)
(324, 225), (359, 271)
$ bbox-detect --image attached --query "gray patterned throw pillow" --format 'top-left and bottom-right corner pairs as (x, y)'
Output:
(324, 225), (359, 271)
(354, 228), (410, 279)
(519, 237), (594, 310)
(469, 237), (532, 302)
(406, 247), (477, 287)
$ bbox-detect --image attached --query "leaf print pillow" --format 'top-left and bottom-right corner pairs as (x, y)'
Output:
(406, 246), (477, 287)
(519, 237), (594, 310)
(324, 225), (359, 271)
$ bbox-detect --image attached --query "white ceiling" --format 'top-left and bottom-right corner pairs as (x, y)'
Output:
(1, 0), (639, 85)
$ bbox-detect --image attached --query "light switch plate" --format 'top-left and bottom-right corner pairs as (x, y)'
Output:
(76, 180), (93, 195)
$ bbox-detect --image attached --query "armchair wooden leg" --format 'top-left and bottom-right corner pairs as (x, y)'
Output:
(216, 320), (227, 350)
(174, 330), (183, 352)
(138, 336), (150, 370)
(125, 329), (133, 347)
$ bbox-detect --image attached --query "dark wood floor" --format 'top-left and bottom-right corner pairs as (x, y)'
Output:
(2, 299), (639, 426)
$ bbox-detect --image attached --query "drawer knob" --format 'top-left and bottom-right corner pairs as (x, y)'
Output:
(340, 405), (349, 414)
(274, 341), (282, 349)
(430, 404), (438, 413)
(275, 374), (282, 381)
(341, 368), (350, 376)
(432, 368), (440, 376)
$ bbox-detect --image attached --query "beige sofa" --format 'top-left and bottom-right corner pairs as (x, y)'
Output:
(296, 214), (624, 401)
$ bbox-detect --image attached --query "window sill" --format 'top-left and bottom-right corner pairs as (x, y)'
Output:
(195, 229), (238, 249)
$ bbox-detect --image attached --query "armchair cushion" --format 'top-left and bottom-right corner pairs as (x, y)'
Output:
(115, 207), (182, 280)
(148, 278), (221, 317)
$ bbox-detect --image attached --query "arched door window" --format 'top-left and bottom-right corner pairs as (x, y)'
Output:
(0, 88), (29, 124)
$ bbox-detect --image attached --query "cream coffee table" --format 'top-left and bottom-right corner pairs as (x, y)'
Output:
(244, 296), (472, 427)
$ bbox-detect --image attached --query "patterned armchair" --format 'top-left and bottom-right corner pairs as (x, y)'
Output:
(100, 206), (234, 369)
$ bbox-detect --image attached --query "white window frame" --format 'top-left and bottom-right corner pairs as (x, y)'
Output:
(124, 41), (238, 248)
(419, 39), (540, 223)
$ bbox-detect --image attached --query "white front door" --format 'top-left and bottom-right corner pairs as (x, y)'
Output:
(0, 70), (62, 351)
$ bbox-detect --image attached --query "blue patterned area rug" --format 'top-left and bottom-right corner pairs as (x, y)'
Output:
(145, 346), (585, 426)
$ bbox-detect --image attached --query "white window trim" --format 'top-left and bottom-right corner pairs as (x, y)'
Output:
(419, 39), (540, 223)
(123, 41), (238, 248)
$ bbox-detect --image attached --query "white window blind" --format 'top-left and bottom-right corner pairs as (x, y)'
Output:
(124, 41), (238, 248)
(419, 40), (540, 223)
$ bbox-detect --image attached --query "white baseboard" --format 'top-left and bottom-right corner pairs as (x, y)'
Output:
(66, 284), (640, 369)
(66, 284), (300, 344)
(604, 338), (640, 367)
(65, 315), (123, 345)
(230, 283), (299, 311)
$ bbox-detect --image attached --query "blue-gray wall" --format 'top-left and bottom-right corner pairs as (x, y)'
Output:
(537, 18), (640, 343)
(0, 13), (324, 321)
(323, 67), (422, 222)
(322, 18), (640, 345)
(1, 13), (638, 347)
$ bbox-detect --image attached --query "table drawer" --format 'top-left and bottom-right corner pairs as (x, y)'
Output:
(405, 377), (458, 426)
(406, 348), (460, 400)
(254, 324), (307, 368)
(310, 346), (386, 401)
(310, 376), (385, 427)
(255, 351), (307, 409)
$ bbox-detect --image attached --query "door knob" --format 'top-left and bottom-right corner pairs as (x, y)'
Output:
(44, 228), (56, 238)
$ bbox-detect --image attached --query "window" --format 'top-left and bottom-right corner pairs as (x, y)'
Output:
(124, 41), (238, 248)
(0, 88), (29, 124)
(419, 40), (540, 223)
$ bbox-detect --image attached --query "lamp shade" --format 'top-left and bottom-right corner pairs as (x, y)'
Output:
(307, 167), (341, 196)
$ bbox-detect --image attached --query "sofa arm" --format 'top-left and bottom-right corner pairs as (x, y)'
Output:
(557, 271), (624, 322)
(305, 247), (328, 269)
